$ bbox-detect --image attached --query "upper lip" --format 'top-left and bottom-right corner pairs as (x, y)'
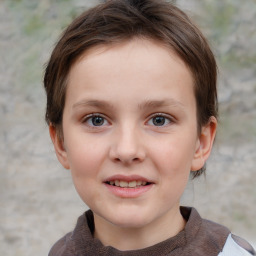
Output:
(103, 174), (154, 183)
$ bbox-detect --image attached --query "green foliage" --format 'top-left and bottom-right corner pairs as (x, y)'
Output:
(195, 0), (256, 70)
(196, 0), (236, 36)
(24, 15), (44, 35)
(4, 0), (84, 89)
(206, 2), (236, 38)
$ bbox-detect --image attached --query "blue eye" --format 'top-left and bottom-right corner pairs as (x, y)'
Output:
(91, 116), (105, 126)
(148, 114), (171, 126)
(84, 114), (109, 127)
(152, 116), (166, 126)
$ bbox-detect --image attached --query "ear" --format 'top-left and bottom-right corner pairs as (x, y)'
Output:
(49, 124), (70, 169)
(191, 117), (217, 171)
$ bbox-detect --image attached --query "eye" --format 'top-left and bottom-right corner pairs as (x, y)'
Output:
(83, 114), (109, 127)
(147, 114), (172, 127)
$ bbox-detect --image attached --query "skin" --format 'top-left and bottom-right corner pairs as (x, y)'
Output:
(50, 38), (217, 250)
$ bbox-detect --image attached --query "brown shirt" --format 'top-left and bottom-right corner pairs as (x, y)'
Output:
(49, 207), (231, 256)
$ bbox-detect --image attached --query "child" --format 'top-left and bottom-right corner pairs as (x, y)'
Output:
(44, 0), (255, 255)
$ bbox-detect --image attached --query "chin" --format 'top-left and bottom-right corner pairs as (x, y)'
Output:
(105, 210), (153, 229)
(112, 219), (149, 229)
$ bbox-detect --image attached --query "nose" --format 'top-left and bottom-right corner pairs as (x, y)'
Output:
(109, 125), (146, 165)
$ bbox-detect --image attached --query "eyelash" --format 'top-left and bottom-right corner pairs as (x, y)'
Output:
(146, 113), (174, 127)
(82, 113), (110, 128)
(82, 113), (174, 128)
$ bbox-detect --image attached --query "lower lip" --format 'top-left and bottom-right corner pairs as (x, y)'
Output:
(104, 183), (153, 198)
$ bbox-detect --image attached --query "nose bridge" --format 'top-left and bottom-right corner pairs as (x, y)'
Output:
(110, 121), (145, 164)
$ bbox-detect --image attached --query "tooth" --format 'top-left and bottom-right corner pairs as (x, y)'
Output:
(110, 181), (114, 185)
(128, 181), (137, 188)
(115, 180), (120, 186)
(119, 181), (128, 187)
(141, 181), (147, 186)
(136, 181), (142, 186)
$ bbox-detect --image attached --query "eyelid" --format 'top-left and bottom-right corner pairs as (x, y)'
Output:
(148, 112), (174, 119)
(82, 113), (111, 127)
(146, 113), (175, 125)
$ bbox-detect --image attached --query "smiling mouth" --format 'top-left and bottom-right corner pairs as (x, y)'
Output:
(105, 180), (152, 188)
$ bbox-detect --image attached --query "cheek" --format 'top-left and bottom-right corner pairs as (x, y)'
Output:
(65, 136), (108, 178)
(152, 136), (196, 174)
(156, 146), (191, 204)
(66, 139), (108, 205)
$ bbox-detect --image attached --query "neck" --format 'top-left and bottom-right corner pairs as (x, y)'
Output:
(93, 206), (186, 251)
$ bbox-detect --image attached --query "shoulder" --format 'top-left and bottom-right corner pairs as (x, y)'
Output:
(198, 215), (231, 247)
(48, 232), (74, 256)
(218, 234), (255, 256)
(48, 210), (92, 256)
(200, 217), (255, 255)
(184, 207), (255, 256)
(180, 207), (231, 255)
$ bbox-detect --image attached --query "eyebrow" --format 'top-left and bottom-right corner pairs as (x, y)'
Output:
(138, 99), (186, 110)
(72, 99), (114, 110)
(72, 98), (185, 111)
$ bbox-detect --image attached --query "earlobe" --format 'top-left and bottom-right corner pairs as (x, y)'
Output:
(49, 124), (70, 169)
(191, 117), (217, 171)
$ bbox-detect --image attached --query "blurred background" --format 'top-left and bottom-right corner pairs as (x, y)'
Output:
(0, 0), (255, 255)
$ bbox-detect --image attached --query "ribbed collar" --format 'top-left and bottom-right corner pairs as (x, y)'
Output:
(70, 207), (204, 256)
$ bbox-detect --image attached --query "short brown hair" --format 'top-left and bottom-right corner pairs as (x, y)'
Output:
(44, 0), (218, 177)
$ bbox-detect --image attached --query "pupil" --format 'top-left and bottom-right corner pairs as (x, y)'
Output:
(92, 116), (104, 126)
(153, 116), (165, 126)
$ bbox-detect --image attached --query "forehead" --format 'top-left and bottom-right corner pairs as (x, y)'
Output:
(68, 38), (194, 86)
(66, 38), (195, 111)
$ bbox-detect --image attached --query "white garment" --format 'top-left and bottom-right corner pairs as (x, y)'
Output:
(218, 234), (253, 256)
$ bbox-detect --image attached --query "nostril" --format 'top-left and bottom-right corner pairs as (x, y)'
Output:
(133, 157), (140, 162)
(109, 144), (146, 164)
(113, 157), (140, 163)
(114, 157), (140, 162)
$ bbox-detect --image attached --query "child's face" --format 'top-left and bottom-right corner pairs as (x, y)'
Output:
(51, 39), (214, 232)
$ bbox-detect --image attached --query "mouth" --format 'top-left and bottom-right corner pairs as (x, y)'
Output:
(103, 175), (154, 198)
(105, 180), (152, 188)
